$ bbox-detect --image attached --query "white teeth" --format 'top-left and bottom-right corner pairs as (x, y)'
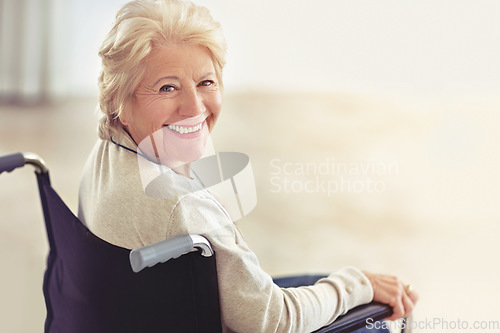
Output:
(167, 123), (203, 134)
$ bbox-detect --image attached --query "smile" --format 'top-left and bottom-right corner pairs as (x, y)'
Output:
(166, 123), (203, 134)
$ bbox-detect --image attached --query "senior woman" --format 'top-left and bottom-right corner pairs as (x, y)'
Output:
(78, 0), (418, 332)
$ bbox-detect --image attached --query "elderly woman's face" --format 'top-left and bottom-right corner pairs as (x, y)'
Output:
(120, 43), (222, 166)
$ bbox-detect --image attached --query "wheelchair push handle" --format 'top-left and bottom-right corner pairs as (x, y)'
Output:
(130, 234), (214, 273)
(0, 153), (25, 174)
(0, 152), (48, 174)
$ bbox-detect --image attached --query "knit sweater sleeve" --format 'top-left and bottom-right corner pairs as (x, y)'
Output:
(169, 191), (374, 333)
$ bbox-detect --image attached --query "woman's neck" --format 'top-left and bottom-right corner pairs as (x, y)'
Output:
(171, 163), (192, 178)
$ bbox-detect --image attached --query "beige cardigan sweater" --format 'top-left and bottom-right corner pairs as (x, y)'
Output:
(78, 131), (373, 333)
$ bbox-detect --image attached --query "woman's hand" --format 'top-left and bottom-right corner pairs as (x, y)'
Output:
(362, 271), (419, 321)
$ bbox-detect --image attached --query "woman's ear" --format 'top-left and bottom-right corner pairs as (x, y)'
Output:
(119, 106), (132, 126)
(119, 116), (129, 126)
(119, 98), (136, 126)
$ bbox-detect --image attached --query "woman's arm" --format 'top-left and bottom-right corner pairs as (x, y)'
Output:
(170, 192), (374, 332)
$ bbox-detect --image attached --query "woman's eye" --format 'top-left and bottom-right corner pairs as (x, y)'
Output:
(159, 85), (175, 93)
(199, 80), (215, 87)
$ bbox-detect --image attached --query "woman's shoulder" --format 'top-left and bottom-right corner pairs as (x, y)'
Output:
(167, 189), (234, 240)
(78, 139), (192, 248)
(78, 135), (234, 247)
(80, 139), (136, 196)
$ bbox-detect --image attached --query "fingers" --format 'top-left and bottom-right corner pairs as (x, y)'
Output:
(385, 282), (406, 321)
(401, 291), (415, 318)
(388, 282), (418, 321)
(407, 286), (419, 304)
(362, 271), (418, 321)
(386, 296), (405, 321)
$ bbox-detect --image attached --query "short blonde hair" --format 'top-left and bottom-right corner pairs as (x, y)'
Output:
(97, 0), (227, 140)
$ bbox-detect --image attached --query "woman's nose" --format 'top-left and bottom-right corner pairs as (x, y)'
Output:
(179, 88), (204, 116)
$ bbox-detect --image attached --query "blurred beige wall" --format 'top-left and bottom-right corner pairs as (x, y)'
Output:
(2, 0), (498, 98)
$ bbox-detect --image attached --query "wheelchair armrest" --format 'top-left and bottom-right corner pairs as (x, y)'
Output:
(129, 234), (213, 272)
(313, 302), (393, 333)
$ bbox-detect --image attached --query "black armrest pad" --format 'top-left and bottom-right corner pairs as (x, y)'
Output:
(312, 302), (392, 333)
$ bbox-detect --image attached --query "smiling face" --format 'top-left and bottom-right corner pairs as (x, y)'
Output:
(120, 43), (222, 173)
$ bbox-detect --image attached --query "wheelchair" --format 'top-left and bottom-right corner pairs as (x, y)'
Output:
(0, 152), (404, 333)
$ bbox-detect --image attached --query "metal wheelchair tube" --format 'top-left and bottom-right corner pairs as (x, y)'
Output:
(0, 152), (48, 174)
(129, 234), (214, 273)
(190, 234), (214, 257)
(23, 152), (49, 174)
